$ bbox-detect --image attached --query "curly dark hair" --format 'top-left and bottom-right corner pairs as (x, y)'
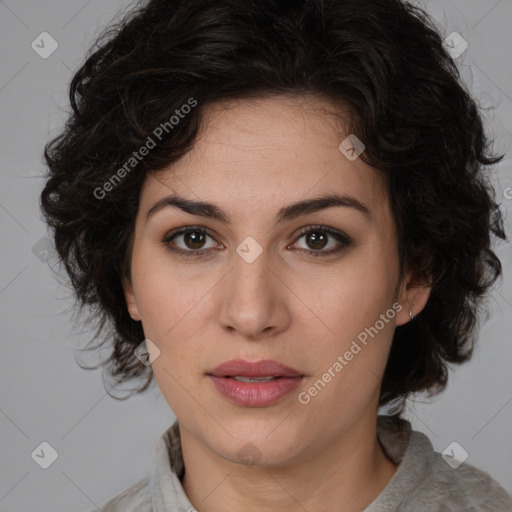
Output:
(40, 0), (507, 412)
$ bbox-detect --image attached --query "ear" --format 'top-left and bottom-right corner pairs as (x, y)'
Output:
(395, 272), (432, 327)
(122, 277), (142, 321)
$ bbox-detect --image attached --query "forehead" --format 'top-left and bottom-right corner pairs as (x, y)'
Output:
(141, 95), (390, 224)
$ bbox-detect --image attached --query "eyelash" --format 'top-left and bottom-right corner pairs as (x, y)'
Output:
(162, 224), (353, 258)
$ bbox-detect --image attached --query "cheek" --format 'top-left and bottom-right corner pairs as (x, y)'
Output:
(302, 315), (395, 418)
(151, 358), (200, 428)
(130, 244), (201, 331)
(130, 252), (210, 363)
(299, 251), (398, 395)
(302, 250), (397, 336)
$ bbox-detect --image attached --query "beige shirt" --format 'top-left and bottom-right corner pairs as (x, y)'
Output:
(92, 415), (512, 511)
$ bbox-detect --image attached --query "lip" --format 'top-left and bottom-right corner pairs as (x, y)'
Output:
(207, 358), (303, 378)
(206, 359), (305, 407)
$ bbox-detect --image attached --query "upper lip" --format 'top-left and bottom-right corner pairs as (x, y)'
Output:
(207, 359), (304, 378)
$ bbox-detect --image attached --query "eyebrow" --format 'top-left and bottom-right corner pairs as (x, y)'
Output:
(146, 192), (371, 226)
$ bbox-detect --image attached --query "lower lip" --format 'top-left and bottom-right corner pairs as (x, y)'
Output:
(207, 376), (304, 407)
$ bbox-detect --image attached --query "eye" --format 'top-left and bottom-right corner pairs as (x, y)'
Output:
(162, 226), (220, 256)
(290, 225), (352, 257)
(162, 224), (352, 258)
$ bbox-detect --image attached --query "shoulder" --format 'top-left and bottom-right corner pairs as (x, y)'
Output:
(86, 475), (152, 512)
(377, 415), (512, 511)
(411, 452), (512, 511)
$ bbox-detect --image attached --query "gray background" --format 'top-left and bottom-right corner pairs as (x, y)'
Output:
(0, 0), (511, 510)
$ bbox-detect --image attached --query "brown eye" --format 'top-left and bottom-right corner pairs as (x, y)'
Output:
(182, 230), (207, 249)
(162, 227), (218, 256)
(162, 224), (352, 259)
(304, 231), (328, 250)
(292, 225), (352, 257)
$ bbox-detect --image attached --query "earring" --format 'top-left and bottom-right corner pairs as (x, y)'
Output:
(409, 309), (415, 320)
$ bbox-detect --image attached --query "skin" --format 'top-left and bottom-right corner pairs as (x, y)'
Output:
(123, 94), (431, 512)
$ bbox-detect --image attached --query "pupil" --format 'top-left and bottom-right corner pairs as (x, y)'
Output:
(307, 232), (327, 250)
(185, 231), (205, 249)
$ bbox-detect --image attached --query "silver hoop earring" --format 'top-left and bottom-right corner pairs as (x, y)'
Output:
(409, 310), (415, 320)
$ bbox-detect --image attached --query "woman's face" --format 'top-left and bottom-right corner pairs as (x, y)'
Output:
(123, 95), (429, 466)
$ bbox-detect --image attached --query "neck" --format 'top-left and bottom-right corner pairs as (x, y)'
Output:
(180, 415), (398, 512)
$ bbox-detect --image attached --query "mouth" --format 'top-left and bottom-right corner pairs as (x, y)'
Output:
(206, 358), (305, 379)
(205, 359), (305, 407)
(223, 376), (282, 382)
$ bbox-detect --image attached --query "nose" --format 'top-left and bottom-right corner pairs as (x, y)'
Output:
(217, 245), (291, 340)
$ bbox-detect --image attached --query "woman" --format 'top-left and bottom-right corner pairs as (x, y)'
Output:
(40, 0), (512, 510)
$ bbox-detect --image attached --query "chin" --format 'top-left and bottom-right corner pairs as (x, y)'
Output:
(214, 421), (304, 465)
